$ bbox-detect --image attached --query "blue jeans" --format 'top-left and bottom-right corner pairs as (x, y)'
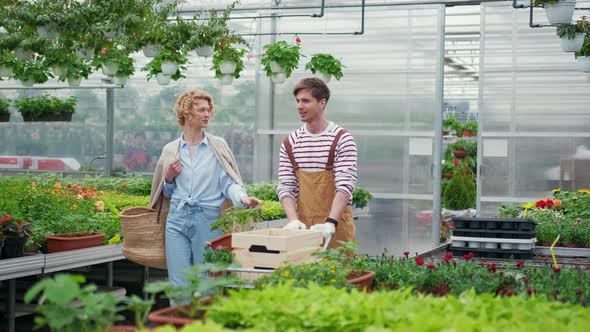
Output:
(165, 201), (222, 289)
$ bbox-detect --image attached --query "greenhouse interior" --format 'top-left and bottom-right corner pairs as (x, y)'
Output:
(1, 0), (590, 331)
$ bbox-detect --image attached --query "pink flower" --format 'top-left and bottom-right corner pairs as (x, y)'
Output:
(215, 245), (224, 251)
(101, 47), (107, 56)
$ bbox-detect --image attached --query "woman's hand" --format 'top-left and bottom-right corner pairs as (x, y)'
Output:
(164, 159), (182, 183)
(241, 196), (261, 208)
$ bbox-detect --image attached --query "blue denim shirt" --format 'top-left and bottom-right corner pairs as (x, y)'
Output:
(163, 134), (246, 211)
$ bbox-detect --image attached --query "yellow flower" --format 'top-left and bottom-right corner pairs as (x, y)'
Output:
(577, 189), (590, 194)
(330, 278), (337, 283)
(573, 196), (578, 201)
(95, 200), (105, 212)
(108, 234), (121, 244)
(282, 271), (290, 277)
(31, 181), (37, 188)
(552, 188), (560, 194)
(522, 202), (534, 209)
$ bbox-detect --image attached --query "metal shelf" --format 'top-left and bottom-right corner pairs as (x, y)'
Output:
(44, 244), (125, 273)
(0, 254), (44, 281)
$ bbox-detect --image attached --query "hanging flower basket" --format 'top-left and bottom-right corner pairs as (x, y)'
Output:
(142, 44), (162, 58)
(544, 0), (575, 25)
(453, 150), (468, 158)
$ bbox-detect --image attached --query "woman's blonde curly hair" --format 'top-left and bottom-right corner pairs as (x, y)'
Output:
(173, 90), (215, 127)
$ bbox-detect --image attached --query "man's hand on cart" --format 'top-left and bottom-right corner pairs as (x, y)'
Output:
(283, 219), (307, 230)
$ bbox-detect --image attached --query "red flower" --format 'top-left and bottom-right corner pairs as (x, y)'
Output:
(506, 290), (516, 297)
(427, 264), (436, 270)
(0, 214), (12, 223)
(453, 160), (459, 166)
(443, 253), (453, 262)
(463, 252), (474, 260)
(545, 198), (554, 206)
(535, 200), (546, 209)
(515, 260), (525, 269)
(523, 277), (529, 284)
(403, 251), (410, 258)
(487, 263), (497, 273)
(295, 36), (302, 44)
(527, 288), (535, 295)
(415, 256), (425, 266)
(553, 266), (561, 273)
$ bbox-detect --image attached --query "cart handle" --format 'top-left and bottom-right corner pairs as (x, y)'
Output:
(322, 233), (333, 251)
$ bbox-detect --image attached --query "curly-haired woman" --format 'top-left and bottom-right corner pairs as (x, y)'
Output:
(149, 89), (260, 289)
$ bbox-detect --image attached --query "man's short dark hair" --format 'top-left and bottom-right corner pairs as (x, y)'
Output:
(135, 132), (146, 139)
(293, 77), (330, 103)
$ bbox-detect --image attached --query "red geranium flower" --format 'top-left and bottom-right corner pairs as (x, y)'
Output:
(427, 264), (436, 270)
(515, 260), (525, 268)
(487, 263), (497, 273)
(415, 256), (424, 266)
(453, 160), (459, 166)
(535, 200), (546, 208)
(553, 266), (561, 273)
(0, 214), (12, 223)
(443, 253), (453, 262)
(463, 252), (474, 260)
(403, 251), (410, 258)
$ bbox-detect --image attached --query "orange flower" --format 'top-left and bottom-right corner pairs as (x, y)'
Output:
(31, 181), (37, 188)
(54, 182), (61, 190)
(554, 199), (562, 207)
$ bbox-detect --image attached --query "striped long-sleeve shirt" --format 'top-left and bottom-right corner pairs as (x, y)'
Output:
(277, 122), (358, 204)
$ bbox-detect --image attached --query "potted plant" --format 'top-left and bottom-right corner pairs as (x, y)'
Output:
(534, 0), (576, 25)
(142, 56), (186, 86)
(15, 35), (47, 60)
(556, 21), (587, 52)
(43, 45), (77, 77)
(189, 1), (241, 57)
(58, 58), (93, 87)
(147, 264), (239, 326)
(575, 35), (590, 74)
(212, 44), (246, 85)
(0, 98), (10, 122)
(304, 53), (345, 83)
(352, 188), (373, 209)
(442, 161), (476, 210)
(157, 48), (188, 76)
(442, 161), (455, 179)
(0, 51), (18, 78)
(261, 40), (303, 84)
(15, 94), (77, 122)
(24, 274), (124, 331)
(0, 213), (31, 259)
(450, 140), (470, 158)
(35, 14), (59, 41)
(92, 45), (125, 76)
(462, 120), (478, 137)
(13, 58), (54, 87)
(443, 114), (461, 136)
(113, 54), (135, 86)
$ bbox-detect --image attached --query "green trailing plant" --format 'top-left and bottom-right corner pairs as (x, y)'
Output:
(462, 120), (478, 135)
(43, 46), (77, 70)
(188, 0), (241, 49)
(15, 95), (77, 118)
(211, 207), (261, 233)
(443, 114), (462, 133)
(305, 53), (345, 80)
(114, 53), (135, 77)
(142, 49), (188, 81)
(212, 44), (247, 79)
(0, 98), (10, 115)
(556, 17), (589, 39)
(59, 58), (93, 80)
(442, 161), (475, 210)
(13, 58), (54, 84)
(24, 274), (124, 332)
(352, 188), (373, 209)
(261, 40), (302, 78)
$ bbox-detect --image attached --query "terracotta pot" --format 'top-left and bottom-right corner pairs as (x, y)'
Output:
(462, 129), (473, 137)
(208, 233), (232, 250)
(148, 297), (212, 327)
(46, 232), (105, 253)
(442, 172), (453, 179)
(453, 150), (468, 158)
(346, 270), (376, 292)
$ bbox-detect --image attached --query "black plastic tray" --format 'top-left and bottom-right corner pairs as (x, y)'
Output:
(453, 228), (535, 239)
(452, 217), (535, 232)
(450, 246), (533, 259)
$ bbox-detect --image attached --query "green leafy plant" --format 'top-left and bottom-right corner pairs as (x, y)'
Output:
(0, 98), (10, 115)
(462, 120), (478, 135)
(211, 207), (261, 233)
(533, 0), (561, 5)
(203, 245), (233, 265)
(142, 51), (187, 81)
(24, 274), (124, 332)
(352, 188), (373, 209)
(259, 200), (285, 220)
(305, 53), (345, 80)
(114, 53), (135, 77)
(188, 0), (241, 48)
(576, 34), (590, 57)
(442, 161), (475, 210)
(245, 182), (278, 201)
(60, 58), (93, 80)
(497, 202), (522, 218)
(212, 44), (246, 79)
(13, 58), (54, 84)
(123, 294), (155, 331)
(0, 51), (18, 76)
(260, 40), (302, 78)
(443, 114), (460, 131)
(15, 94), (77, 118)
(556, 19), (588, 40)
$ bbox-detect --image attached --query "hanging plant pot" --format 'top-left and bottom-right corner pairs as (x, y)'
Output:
(1, 235), (27, 259)
(220, 74), (234, 85)
(0, 113), (10, 122)
(318, 72), (331, 83)
(219, 61), (237, 75)
(463, 129), (474, 137)
(270, 61), (284, 73)
(576, 56), (590, 72)
(142, 44), (162, 58)
(559, 33), (585, 52)
(46, 232), (105, 253)
(544, 0), (575, 25)
(51, 65), (68, 77)
(14, 48), (34, 60)
(453, 150), (468, 158)
(0, 65), (13, 77)
(75, 47), (95, 60)
(156, 73), (172, 85)
(102, 62), (119, 76)
(36, 23), (58, 40)
(20, 80), (35, 87)
(195, 45), (214, 57)
(22, 112), (73, 122)
(271, 72), (286, 84)
(114, 76), (129, 86)
(67, 76), (82, 87)
(161, 61), (178, 75)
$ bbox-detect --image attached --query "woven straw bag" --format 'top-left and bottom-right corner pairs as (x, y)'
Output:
(120, 204), (167, 270)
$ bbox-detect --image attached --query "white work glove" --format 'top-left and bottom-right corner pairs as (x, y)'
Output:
(283, 219), (307, 230)
(310, 222), (336, 240)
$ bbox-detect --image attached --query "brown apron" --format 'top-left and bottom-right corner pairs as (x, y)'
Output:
(284, 130), (355, 249)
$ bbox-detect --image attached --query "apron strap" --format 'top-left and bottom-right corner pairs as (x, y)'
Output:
(283, 136), (299, 171)
(326, 129), (348, 171)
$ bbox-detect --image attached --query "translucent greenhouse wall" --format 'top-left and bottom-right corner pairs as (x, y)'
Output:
(254, 5), (445, 255)
(478, 2), (590, 216)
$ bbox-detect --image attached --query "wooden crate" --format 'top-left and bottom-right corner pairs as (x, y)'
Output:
(231, 228), (323, 281)
(231, 228), (322, 252)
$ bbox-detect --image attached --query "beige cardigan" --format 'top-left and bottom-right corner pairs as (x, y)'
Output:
(149, 132), (244, 220)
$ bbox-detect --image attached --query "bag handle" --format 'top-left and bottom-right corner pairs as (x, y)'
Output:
(156, 194), (164, 224)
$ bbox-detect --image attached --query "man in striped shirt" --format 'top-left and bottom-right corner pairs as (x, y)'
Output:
(278, 78), (358, 248)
